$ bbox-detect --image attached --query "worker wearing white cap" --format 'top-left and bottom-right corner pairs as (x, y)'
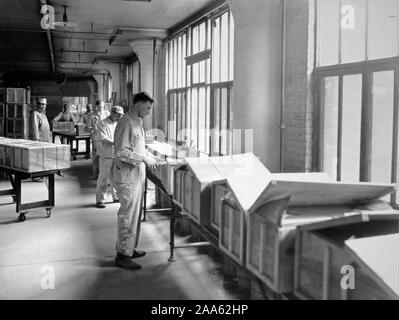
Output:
(95, 106), (124, 208)
(113, 92), (159, 270)
(88, 100), (110, 179)
(29, 97), (51, 142)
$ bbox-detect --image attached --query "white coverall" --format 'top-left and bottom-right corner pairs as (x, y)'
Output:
(95, 117), (118, 203)
(113, 110), (153, 256)
(88, 110), (110, 177)
(29, 110), (51, 142)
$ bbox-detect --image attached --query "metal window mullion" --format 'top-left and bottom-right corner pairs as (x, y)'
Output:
(219, 16), (223, 82)
(227, 11), (231, 81)
(337, 75), (343, 181)
(365, 0), (369, 61)
(360, 71), (372, 182)
(338, 0), (342, 64)
(391, 67), (399, 204)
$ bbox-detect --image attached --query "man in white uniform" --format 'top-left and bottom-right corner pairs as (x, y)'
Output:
(89, 100), (110, 179)
(95, 106), (124, 208)
(29, 97), (51, 142)
(113, 92), (158, 270)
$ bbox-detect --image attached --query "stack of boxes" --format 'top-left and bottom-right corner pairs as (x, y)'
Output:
(52, 122), (90, 136)
(52, 122), (76, 133)
(4, 88), (28, 139)
(0, 88), (5, 138)
(0, 137), (70, 173)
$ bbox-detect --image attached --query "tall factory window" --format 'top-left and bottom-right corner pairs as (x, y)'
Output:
(317, 0), (399, 66)
(166, 6), (234, 155)
(316, 62), (398, 204)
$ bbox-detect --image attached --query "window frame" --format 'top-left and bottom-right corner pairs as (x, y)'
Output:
(314, 56), (399, 204)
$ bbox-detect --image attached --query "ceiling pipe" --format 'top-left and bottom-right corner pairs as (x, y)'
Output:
(0, 27), (119, 36)
(56, 49), (109, 54)
(40, 0), (56, 75)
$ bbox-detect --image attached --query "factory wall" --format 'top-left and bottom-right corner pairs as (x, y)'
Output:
(228, 0), (283, 172)
(282, 0), (316, 172)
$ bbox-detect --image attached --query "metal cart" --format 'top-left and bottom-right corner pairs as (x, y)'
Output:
(0, 167), (59, 222)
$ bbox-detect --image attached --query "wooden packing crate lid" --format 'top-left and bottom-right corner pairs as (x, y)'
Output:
(210, 153), (273, 213)
(179, 157), (224, 184)
(264, 179), (395, 207)
(345, 233), (399, 296)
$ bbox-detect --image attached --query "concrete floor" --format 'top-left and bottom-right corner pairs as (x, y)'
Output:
(0, 159), (248, 300)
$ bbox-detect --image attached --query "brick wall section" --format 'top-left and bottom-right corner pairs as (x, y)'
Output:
(283, 0), (315, 172)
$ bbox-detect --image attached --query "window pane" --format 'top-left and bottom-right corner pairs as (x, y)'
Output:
(191, 88), (198, 148)
(229, 13), (234, 81)
(318, 0), (340, 66)
(186, 90), (191, 142)
(198, 87), (206, 152)
(341, 74), (362, 182)
(199, 60), (206, 83)
(213, 88), (220, 154)
(220, 12), (229, 82)
(212, 17), (220, 83)
(370, 71), (394, 183)
(199, 22), (206, 51)
(368, 0), (399, 60)
(192, 26), (199, 54)
(177, 36), (182, 88)
(182, 34), (187, 87)
(193, 63), (199, 84)
(322, 76), (339, 179)
(341, 0), (366, 63)
(220, 87), (229, 155)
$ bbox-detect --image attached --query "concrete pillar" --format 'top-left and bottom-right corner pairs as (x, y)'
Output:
(130, 39), (162, 130)
(92, 74), (104, 101)
(227, 0), (283, 172)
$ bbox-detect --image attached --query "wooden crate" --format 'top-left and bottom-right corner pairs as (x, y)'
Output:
(0, 88), (5, 102)
(13, 144), (58, 172)
(294, 220), (399, 300)
(6, 88), (26, 104)
(219, 191), (246, 264)
(173, 168), (185, 207)
(52, 121), (75, 133)
(174, 158), (223, 225)
(210, 183), (229, 232)
(244, 173), (397, 294)
(75, 124), (90, 136)
(5, 104), (28, 139)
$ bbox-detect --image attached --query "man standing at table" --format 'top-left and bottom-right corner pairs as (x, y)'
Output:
(89, 100), (110, 179)
(113, 92), (158, 270)
(95, 106), (124, 208)
(29, 97), (51, 142)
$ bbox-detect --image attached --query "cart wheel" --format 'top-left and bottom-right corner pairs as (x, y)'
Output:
(46, 209), (52, 218)
(18, 213), (26, 222)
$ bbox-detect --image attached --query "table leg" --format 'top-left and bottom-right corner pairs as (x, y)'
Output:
(48, 174), (55, 207)
(85, 138), (90, 159)
(168, 205), (177, 262)
(15, 175), (22, 213)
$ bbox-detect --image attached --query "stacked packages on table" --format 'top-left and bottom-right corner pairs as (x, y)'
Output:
(0, 137), (70, 173)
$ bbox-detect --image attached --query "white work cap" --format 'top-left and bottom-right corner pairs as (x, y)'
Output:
(111, 105), (124, 114)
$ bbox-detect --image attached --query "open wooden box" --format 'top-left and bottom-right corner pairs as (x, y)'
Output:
(245, 172), (397, 294)
(294, 210), (399, 300)
(209, 153), (273, 265)
(173, 157), (223, 225)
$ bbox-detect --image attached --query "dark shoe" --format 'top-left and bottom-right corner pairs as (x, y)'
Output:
(113, 199), (120, 203)
(96, 202), (106, 208)
(131, 250), (146, 259)
(115, 253), (142, 270)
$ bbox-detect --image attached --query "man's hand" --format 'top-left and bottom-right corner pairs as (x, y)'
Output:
(144, 156), (158, 170)
(102, 140), (114, 147)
